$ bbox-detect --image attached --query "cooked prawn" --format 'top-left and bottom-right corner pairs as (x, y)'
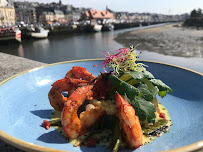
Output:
(61, 85), (105, 139)
(48, 66), (96, 111)
(115, 93), (143, 149)
(66, 66), (96, 82)
(48, 77), (90, 111)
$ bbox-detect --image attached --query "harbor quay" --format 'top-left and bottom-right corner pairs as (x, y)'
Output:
(0, 0), (187, 42)
(1, 21), (169, 41)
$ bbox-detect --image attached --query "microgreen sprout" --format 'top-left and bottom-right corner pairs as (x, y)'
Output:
(94, 45), (146, 75)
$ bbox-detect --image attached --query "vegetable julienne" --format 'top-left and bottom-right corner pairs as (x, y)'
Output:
(46, 46), (173, 152)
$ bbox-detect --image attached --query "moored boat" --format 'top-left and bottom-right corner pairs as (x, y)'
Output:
(93, 24), (102, 32)
(31, 26), (49, 39)
(102, 23), (114, 31)
(15, 28), (21, 42)
(0, 27), (21, 43)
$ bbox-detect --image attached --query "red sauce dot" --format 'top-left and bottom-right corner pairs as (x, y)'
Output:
(43, 120), (50, 130)
(159, 113), (165, 119)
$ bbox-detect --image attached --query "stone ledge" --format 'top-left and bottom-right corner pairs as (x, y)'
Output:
(0, 53), (45, 152)
(0, 52), (45, 82)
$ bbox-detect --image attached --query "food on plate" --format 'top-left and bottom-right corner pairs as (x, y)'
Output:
(61, 85), (105, 139)
(47, 46), (173, 151)
(115, 92), (143, 149)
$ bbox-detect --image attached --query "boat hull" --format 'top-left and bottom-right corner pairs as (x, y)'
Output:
(30, 33), (48, 38)
(93, 24), (102, 32)
(30, 28), (49, 39)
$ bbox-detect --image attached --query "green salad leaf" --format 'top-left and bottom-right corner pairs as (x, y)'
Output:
(143, 78), (159, 98)
(108, 74), (140, 97)
(127, 96), (156, 123)
(119, 69), (154, 80)
(149, 79), (172, 92)
(97, 46), (173, 124)
(137, 83), (154, 101)
(108, 74), (156, 123)
(149, 79), (173, 98)
(125, 70), (145, 80)
(142, 70), (155, 79)
(119, 70), (172, 98)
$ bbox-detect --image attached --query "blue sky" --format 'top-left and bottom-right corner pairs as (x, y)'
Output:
(16, 0), (203, 15)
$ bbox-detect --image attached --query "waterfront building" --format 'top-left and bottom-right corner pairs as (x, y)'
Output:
(62, 6), (87, 23)
(64, 12), (72, 22)
(138, 13), (152, 22)
(61, 4), (73, 13)
(38, 11), (55, 24)
(14, 1), (37, 24)
(64, 11), (81, 23)
(72, 12), (81, 22)
(0, 0), (15, 26)
(38, 9), (68, 24)
(116, 12), (128, 23)
(81, 9), (114, 24)
(58, 0), (62, 7)
(128, 13), (140, 23)
(54, 9), (65, 23)
(47, 1), (61, 10)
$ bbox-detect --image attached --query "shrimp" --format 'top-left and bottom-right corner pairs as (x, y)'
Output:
(61, 85), (105, 139)
(48, 77), (91, 111)
(93, 73), (112, 99)
(115, 93), (143, 149)
(66, 66), (96, 82)
(48, 66), (96, 111)
(61, 85), (104, 139)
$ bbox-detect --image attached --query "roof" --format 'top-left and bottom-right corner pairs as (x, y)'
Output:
(86, 9), (114, 19)
(0, 0), (8, 7)
(43, 11), (54, 15)
(54, 10), (64, 15)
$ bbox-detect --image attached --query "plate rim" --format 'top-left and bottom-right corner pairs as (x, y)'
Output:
(0, 58), (203, 152)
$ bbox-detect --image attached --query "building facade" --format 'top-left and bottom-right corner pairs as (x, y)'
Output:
(54, 9), (64, 22)
(14, 1), (37, 24)
(80, 9), (114, 24)
(0, 0), (15, 26)
(38, 11), (55, 24)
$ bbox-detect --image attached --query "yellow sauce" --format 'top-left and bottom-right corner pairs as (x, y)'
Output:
(142, 103), (171, 144)
(50, 103), (171, 146)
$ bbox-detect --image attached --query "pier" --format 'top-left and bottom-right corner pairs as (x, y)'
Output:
(17, 21), (168, 39)
(0, 21), (177, 42)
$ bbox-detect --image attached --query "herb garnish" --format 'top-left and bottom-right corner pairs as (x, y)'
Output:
(97, 46), (172, 123)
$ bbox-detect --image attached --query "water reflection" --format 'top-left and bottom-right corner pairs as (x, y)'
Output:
(0, 24), (170, 64)
(32, 38), (50, 50)
(17, 44), (24, 57)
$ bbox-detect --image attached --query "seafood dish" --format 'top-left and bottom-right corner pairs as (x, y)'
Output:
(45, 46), (173, 151)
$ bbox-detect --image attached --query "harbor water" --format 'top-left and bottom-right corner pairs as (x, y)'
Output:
(0, 24), (166, 64)
(0, 23), (203, 74)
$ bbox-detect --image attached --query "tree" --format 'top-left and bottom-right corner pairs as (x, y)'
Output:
(190, 8), (202, 18)
(190, 9), (197, 17)
(197, 8), (202, 17)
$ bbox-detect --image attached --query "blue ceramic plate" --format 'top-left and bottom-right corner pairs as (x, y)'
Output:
(0, 59), (203, 152)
